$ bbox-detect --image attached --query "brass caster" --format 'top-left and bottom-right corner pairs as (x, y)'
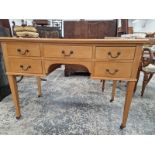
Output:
(38, 95), (41, 97)
(120, 124), (126, 129)
(110, 99), (114, 102)
(16, 115), (21, 120)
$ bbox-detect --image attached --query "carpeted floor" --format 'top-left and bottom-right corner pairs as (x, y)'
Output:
(0, 68), (155, 135)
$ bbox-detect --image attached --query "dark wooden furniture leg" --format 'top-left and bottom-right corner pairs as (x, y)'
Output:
(141, 72), (153, 96)
(37, 77), (42, 97)
(120, 81), (136, 129)
(102, 80), (105, 92)
(110, 80), (117, 102)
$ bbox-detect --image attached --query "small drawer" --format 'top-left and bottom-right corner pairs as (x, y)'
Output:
(7, 43), (41, 57)
(43, 45), (92, 59)
(8, 58), (43, 74)
(95, 47), (135, 60)
(94, 62), (132, 78)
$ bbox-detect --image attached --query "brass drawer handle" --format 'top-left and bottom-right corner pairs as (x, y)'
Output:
(17, 49), (29, 55)
(20, 65), (31, 71)
(108, 52), (121, 58)
(106, 69), (119, 75)
(62, 50), (74, 56)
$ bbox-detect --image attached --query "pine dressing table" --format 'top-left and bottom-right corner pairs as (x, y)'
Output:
(0, 37), (150, 128)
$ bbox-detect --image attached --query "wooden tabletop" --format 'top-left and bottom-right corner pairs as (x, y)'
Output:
(0, 37), (151, 44)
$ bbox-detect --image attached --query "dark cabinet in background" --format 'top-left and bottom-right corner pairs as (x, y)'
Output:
(64, 20), (117, 39)
(64, 20), (118, 76)
(0, 20), (11, 101)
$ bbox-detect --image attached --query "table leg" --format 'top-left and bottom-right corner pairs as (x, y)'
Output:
(120, 81), (136, 129)
(37, 77), (42, 97)
(8, 75), (21, 119)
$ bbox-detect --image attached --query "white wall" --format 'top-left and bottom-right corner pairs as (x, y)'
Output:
(131, 19), (155, 33)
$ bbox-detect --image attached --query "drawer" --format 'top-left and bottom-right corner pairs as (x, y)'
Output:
(43, 45), (92, 59)
(94, 62), (132, 78)
(95, 47), (135, 60)
(7, 43), (41, 57)
(8, 58), (43, 74)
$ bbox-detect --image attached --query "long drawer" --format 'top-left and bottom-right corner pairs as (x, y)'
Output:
(94, 62), (132, 78)
(95, 47), (135, 60)
(8, 58), (43, 74)
(43, 45), (93, 59)
(7, 43), (41, 57)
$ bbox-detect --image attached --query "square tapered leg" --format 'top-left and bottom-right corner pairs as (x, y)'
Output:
(8, 75), (21, 119)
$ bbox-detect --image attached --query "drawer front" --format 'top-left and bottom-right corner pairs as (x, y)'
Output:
(95, 47), (135, 60)
(7, 43), (41, 57)
(94, 62), (132, 78)
(43, 45), (92, 59)
(8, 58), (43, 74)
